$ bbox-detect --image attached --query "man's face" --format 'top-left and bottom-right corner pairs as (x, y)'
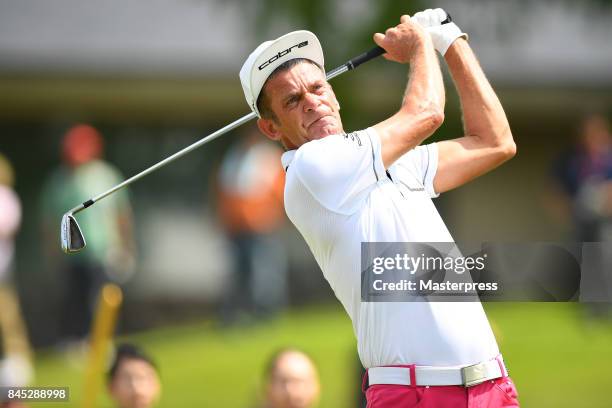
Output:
(266, 352), (320, 408)
(257, 62), (343, 150)
(109, 358), (160, 408)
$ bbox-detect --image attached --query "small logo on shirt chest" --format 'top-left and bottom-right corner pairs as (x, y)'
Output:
(343, 132), (362, 146)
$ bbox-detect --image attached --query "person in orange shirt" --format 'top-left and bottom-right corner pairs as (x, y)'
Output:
(216, 131), (288, 324)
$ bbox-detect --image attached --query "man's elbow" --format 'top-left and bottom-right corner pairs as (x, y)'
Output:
(503, 140), (517, 159)
(431, 109), (445, 130)
(392, 107), (444, 146)
(420, 108), (445, 135)
(495, 128), (516, 161)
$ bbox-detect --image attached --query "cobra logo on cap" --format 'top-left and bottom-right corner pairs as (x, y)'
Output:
(258, 41), (309, 70)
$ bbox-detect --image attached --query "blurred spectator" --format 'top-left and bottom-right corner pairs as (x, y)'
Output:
(260, 348), (320, 408)
(0, 152), (33, 391)
(40, 124), (135, 345)
(550, 114), (612, 314)
(108, 343), (161, 408)
(215, 132), (287, 323)
(550, 114), (612, 241)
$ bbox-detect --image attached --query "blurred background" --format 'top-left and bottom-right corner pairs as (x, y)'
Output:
(1, 0), (611, 407)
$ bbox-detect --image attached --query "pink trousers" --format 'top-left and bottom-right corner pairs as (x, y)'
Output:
(363, 372), (520, 407)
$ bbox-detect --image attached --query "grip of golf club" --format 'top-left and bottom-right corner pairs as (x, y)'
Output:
(347, 46), (385, 70)
(347, 14), (453, 70)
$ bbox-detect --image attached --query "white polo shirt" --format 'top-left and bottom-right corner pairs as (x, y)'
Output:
(281, 127), (500, 368)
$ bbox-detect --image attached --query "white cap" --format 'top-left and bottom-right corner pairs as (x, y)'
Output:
(239, 30), (324, 117)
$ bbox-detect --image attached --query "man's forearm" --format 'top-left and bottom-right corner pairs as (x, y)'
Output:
(376, 36), (445, 158)
(402, 37), (445, 120)
(372, 16), (446, 167)
(445, 39), (512, 147)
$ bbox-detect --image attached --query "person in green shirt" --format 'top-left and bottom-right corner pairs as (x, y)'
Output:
(41, 124), (135, 343)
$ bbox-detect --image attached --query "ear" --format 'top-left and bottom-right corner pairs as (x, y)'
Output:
(257, 117), (282, 142)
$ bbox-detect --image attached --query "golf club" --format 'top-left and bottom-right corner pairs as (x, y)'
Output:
(61, 16), (452, 253)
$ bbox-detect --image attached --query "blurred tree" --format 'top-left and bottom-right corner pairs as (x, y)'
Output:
(221, 0), (612, 57)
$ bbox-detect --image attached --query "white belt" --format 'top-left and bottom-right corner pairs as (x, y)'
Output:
(367, 356), (508, 388)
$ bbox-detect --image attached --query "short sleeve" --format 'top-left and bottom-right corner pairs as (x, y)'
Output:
(291, 128), (385, 214)
(394, 143), (440, 198)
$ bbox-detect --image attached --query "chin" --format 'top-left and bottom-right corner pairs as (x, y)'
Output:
(309, 125), (342, 141)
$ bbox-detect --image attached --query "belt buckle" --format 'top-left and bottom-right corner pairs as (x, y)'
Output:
(461, 362), (488, 388)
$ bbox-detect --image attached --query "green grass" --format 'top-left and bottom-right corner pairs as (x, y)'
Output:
(32, 303), (612, 407)
(485, 303), (612, 408)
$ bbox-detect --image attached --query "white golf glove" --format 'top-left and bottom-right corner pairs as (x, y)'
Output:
(412, 8), (468, 56)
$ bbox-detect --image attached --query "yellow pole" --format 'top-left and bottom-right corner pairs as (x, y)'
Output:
(81, 283), (123, 408)
(0, 284), (33, 367)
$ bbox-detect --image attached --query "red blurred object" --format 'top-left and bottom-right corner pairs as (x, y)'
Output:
(62, 124), (104, 167)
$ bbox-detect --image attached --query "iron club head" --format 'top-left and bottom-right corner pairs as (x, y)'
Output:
(61, 213), (86, 253)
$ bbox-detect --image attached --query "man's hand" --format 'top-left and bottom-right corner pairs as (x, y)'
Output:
(412, 8), (467, 56)
(373, 15), (429, 64)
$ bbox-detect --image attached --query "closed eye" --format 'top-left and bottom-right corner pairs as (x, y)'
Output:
(284, 94), (300, 108)
(312, 83), (325, 93)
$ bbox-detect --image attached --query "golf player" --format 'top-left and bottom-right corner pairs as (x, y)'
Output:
(240, 8), (518, 407)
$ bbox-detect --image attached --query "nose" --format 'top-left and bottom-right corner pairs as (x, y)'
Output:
(302, 92), (320, 113)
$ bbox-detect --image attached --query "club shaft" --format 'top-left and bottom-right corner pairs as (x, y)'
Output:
(325, 65), (349, 81)
(87, 111), (256, 208)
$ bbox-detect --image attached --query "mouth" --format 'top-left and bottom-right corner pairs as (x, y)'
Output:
(306, 115), (334, 130)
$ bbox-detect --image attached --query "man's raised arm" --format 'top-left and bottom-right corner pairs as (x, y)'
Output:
(372, 15), (445, 169)
(414, 9), (516, 194)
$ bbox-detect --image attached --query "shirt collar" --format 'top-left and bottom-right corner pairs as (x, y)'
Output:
(281, 149), (296, 172)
